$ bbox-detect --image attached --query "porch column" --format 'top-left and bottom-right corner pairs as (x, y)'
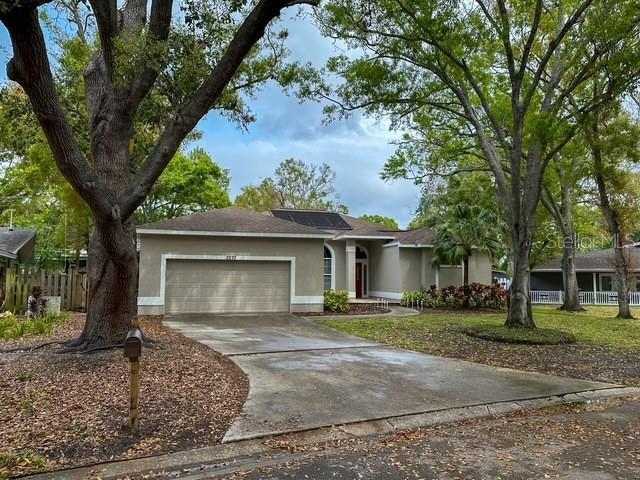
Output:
(592, 272), (597, 294)
(435, 265), (440, 289)
(345, 240), (356, 298)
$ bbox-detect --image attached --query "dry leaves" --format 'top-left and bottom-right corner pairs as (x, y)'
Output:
(0, 315), (248, 478)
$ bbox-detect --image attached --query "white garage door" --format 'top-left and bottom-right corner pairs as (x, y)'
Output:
(165, 260), (290, 314)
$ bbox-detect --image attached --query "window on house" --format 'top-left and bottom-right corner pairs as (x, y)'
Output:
(324, 246), (333, 290)
(600, 274), (615, 292)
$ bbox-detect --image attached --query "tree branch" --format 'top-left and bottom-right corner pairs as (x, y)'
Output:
(87, 0), (118, 79)
(1, 6), (113, 219)
(129, 0), (173, 110)
(522, 0), (594, 113)
(120, 0), (319, 219)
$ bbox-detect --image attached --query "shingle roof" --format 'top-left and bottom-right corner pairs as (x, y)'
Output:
(394, 227), (436, 245)
(137, 207), (332, 237)
(330, 214), (400, 238)
(0, 228), (36, 259)
(533, 244), (640, 271)
(137, 207), (437, 243)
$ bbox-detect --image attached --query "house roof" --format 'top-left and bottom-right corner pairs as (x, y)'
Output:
(532, 244), (640, 271)
(137, 207), (333, 238)
(0, 228), (36, 261)
(393, 227), (436, 245)
(269, 209), (432, 242)
(137, 207), (437, 244)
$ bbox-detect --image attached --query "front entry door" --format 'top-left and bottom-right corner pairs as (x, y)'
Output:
(355, 263), (363, 298)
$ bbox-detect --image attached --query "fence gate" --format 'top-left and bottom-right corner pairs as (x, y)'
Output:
(3, 267), (88, 314)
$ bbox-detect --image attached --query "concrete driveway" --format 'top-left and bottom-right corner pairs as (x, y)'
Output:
(163, 314), (616, 442)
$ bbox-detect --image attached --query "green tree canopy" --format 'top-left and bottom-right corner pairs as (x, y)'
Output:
(138, 148), (231, 224)
(312, 0), (640, 328)
(235, 158), (348, 212)
(430, 204), (501, 286)
(359, 214), (398, 229)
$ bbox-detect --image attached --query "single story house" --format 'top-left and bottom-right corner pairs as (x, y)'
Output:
(531, 244), (640, 293)
(0, 228), (36, 294)
(137, 207), (492, 315)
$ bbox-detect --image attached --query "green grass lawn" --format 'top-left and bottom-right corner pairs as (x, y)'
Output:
(320, 306), (640, 350)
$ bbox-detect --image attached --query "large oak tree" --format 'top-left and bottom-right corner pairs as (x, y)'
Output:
(315, 0), (640, 328)
(0, 0), (317, 349)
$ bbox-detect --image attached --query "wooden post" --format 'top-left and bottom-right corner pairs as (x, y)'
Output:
(127, 317), (142, 432)
(129, 357), (140, 431)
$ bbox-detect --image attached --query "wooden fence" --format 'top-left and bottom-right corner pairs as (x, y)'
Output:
(3, 267), (88, 314)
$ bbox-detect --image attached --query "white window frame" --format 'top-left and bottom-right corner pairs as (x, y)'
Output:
(324, 243), (336, 290)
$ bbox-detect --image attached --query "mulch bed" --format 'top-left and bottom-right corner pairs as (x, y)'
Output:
(0, 315), (248, 478)
(304, 304), (391, 316)
(411, 328), (640, 387)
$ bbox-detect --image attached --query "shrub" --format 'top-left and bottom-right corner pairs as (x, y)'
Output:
(324, 289), (350, 313)
(402, 283), (507, 310)
(0, 311), (69, 340)
(401, 288), (442, 308)
(462, 325), (577, 345)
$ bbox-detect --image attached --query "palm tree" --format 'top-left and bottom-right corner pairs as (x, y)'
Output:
(431, 204), (500, 285)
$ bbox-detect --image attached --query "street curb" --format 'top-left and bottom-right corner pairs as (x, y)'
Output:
(21, 386), (640, 480)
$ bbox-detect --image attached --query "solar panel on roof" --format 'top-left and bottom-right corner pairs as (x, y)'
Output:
(272, 210), (352, 230)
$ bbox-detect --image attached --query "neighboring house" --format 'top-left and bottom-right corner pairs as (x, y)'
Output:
(137, 207), (492, 315)
(0, 227), (36, 295)
(531, 244), (640, 293)
(492, 269), (511, 289)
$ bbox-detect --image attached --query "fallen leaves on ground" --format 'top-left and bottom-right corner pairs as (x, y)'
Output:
(419, 328), (640, 386)
(0, 315), (248, 478)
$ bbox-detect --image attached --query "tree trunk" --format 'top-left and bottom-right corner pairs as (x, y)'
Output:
(463, 255), (469, 286)
(70, 218), (138, 350)
(505, 238), (536, 328)
(560, 234), (584, 311)
(613, 245), (633, 319)
(590, 118), (634, 319)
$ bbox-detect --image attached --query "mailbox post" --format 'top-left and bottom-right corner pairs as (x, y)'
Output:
(124, 318), (143, 432)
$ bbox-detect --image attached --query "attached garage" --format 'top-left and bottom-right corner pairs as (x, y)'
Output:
(165, 259), (290, 314)
(136, 207), (329, 315)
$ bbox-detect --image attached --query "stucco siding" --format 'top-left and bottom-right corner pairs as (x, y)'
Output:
(420, 249), (437, 287)
(468, 250), (492, 284)
(440, 266), (463, 287)
(137, 234), (324, 314)
(400, 248), (422, 292)
(369, 242), (401, 296)
(325, 240), (346, 291)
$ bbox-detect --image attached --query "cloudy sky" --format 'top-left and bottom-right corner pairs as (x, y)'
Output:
(0, 7), (421, 228)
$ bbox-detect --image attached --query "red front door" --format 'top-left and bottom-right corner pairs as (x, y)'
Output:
(356, 263), (363, 298)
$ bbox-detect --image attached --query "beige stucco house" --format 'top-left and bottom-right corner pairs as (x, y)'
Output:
(137, 207), (492, 315)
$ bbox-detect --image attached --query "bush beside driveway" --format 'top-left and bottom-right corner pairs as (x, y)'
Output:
(321, 306), (640, 386)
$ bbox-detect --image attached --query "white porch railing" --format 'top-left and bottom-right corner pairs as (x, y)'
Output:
(530, 290), (564, 304)
(531, 290), (640, 306)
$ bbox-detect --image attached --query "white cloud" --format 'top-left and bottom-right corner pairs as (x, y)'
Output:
(191, 8), (421, 228)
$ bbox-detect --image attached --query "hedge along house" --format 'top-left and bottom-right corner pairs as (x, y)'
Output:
(137, 207), (492, 315)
